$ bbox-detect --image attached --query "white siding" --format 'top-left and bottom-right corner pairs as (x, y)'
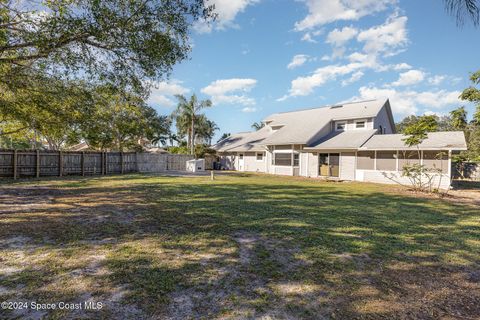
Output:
(300, 152), (308, 176)
(243, 152), (266, 172)
(340, 152), (356, 180)
(219, 154), (237, 170)
(307, 152), (319, 177)
(356, 170), (451, 190)
(274, 166), (292, 175)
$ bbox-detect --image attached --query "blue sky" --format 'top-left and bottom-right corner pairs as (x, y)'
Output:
(147, 0), (479, 141)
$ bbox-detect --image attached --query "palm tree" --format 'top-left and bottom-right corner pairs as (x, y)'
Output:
(195, 115), (219, 145)
(445, 0), (479, 26)
(217, 133), (230, 143)
(251, 121), (265, 130)
(172, 94), (212, 155)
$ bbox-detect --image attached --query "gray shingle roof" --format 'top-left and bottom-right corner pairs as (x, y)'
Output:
(361, 131), (467, 150)
(306, 130), (377, 150)
(212, 99), (395, 152)
(260, 99), (387, 145)
(213, 126), (270, 152)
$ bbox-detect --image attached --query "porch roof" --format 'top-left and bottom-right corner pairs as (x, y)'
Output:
(360, 131), (467, 151)
(305, 130), (377, 150)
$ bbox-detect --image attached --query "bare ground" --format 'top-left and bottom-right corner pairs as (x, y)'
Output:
(0, 175), (479, 319)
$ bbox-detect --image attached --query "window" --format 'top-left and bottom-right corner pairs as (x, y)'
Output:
(379, 125), (383, 134)
(355, 121), (366, 129)
(336, 122), (346, 131)
(293, 154), (299, 166)
(357, 151), (375, 170)
(273, 153), (291, 166)
(239, 154), (243, 160)
(256, 152), (264, 161)
(376, 151), (397, 171)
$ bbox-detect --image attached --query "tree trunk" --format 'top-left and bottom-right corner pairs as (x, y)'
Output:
(191, 116), (195, 156)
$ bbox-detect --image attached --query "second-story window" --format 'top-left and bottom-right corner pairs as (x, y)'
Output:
(336, 122), (346, 131)
(355, 121), (366, 129)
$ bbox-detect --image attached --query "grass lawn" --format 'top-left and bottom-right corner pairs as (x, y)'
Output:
(0, 173), (479, 319)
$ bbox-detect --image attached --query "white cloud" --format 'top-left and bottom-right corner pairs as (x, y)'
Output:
(148, 80), (190, 108)
(428, 75), (446, 86)
(391, 69), (425, 86)
(201, 78), (257, 105)
(341, 71), (364, 86)
(357, 14), (408, 56)
(301, 29), (324, 43)
(242, 106), (257, 112)
(326, 26), (358, 47)
(194, 0), (259, 33)
(278, 62), (365, 99)
(294, 0), (395, 31)
(301, 33), (317, 43)
(392, 63), (412, 70)
(356, 86), (461, 116)
(287, 54), (310, 69)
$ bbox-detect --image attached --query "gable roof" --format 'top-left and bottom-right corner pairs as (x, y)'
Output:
(360, 131), (467, 151)
(260, 99), (388, 145)
(213, 99), (391, 152)
(213, 126), (270, 152)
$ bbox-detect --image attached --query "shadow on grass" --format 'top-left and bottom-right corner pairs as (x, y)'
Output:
(0, 174), (479, 318)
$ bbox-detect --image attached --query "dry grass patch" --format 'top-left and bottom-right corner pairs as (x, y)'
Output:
(0, 173), (479, 319)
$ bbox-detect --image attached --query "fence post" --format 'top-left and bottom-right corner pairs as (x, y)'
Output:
(135, 152), (139, 173)
(36, 150), (40, 178)
(59, 151), (63, 177)
(121, 152), (124, 174)
(81, 152), (85, 176)
(100, 151), (105, 176)
(105, 152), (108, 175)
(13, 150), (17, 180)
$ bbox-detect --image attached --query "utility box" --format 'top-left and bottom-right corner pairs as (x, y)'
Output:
(186, 159), (205, 172)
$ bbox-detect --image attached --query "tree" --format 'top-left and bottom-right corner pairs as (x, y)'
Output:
(172, 94), (212, 155)
(195, 115), (219, 146)
(0, 0), (213, 94)
(251, 122), (265, 131)
(217, 133), (231, 143)
(401, 115), (438, 145)
(401, 116), (443, 192)
(459, 71), (480, 160)
(450, 106), (468, 130)
(82, 86), (170, 151)
(444, 0), (480, 26)
(460, 70), (480, 124)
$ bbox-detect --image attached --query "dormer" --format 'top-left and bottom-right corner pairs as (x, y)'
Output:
(334, 118), (373, 131)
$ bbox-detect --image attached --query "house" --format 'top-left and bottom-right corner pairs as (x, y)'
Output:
(213, 99), (467, 189)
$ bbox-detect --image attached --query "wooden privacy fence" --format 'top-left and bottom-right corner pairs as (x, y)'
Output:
(0, 150), (194, 179)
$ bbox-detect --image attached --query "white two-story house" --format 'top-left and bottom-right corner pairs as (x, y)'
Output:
(213, 99), (467, 189)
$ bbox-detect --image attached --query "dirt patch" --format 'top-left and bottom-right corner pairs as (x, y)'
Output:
(162, 231), (325, 319)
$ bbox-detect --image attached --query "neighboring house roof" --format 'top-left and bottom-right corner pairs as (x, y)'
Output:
(68, 142), (90, 151)
(361, 131), (468, 151)
(145, 147), (169, 154)
(260, 99), (389, 145)
(306, 130), (377, 150)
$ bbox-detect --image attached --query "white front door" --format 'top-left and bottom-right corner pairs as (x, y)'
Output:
(238, 153), (245, 171)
